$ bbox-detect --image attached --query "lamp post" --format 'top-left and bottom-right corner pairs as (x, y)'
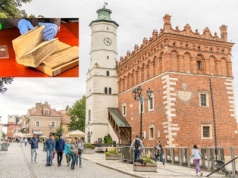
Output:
(49, 124), (53, 135)
(132, 86), (153, 139)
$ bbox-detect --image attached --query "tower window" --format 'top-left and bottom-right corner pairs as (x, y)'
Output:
(106, 71), (109, 76)
(122, 104), (126, 116)
(199, 93), (208, 107)
(197, 61), (202, 70)
(88, 110), (91, 121)
(109, 87), (112, 94)
(104, 87), (108, 94)
(107, 56), (109, 59)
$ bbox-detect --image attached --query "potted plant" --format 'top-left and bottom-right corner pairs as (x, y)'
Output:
(105, 147), (121, 160)
(83, 143), (96, 154)
(133, 151), (157, 172)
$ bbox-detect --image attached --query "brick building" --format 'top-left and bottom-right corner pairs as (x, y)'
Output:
(6, 115), (21, 138)
(117, 14), (237, 147)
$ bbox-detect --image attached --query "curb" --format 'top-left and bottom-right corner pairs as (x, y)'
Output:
(83, 158), (144, 178)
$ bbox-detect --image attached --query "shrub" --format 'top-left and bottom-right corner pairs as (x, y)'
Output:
(105, 147), (119, 155)
(84, 144), (96, 149)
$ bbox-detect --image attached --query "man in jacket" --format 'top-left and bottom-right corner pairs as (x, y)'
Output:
(75, 137), (84, 167)
(44, 134), (56, 166)
(129, 135), (144, 162)
(29, 134), (38, 163)
(55, 134), (65, 166)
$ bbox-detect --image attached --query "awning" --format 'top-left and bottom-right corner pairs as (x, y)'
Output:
(108, 108), (131, 128)
(33, 130), (43, 135)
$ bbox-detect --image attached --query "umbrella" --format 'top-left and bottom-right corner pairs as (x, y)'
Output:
(39, 135), (48, 138)
(24, 134), (32, 138)
(14, 132), (25, 138)
(68, 130), (85, 137)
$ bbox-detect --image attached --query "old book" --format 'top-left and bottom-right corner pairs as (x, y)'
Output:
(36, 46), (79, 76)
(12, 26), (60, 67)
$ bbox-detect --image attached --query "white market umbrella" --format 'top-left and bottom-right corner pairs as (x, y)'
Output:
(68, 130), (85, 137)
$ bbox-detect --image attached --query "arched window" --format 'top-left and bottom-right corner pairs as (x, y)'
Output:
(104, 87), (108, 94)
(106, 71), (109, 76)
(109, 88), (112, 94)
(88, 110), (91, 121)
(87, 131), (91, 143)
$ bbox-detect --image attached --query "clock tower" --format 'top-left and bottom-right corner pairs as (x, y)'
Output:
(85, 6), (119, 143)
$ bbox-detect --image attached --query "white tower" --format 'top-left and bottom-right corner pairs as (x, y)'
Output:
(85, 6), (119, 143)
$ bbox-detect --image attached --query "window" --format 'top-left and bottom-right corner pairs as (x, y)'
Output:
(104, 87), (108, 94)
(87, 131), (91, 143)
(201, 125), (212, 139)
(51, 121), (55, 127)
(149, 125), (154, 140)
(122, 104), (126, 116)
(106, 71), (109, 76)
(44, 109), (49, 115)
(36, 121), (39, 127)
(198, 45), (201, 50)
(197, 61), (202, 70)
(157, 129), (160, 138)
(109, 87), (112, 94)
(199, 93), (208, 106)
(88, 110), (91, 121)
(148, 94), (154, 111)
(107, 56), (109, 59)
(107, 27), (109, 30)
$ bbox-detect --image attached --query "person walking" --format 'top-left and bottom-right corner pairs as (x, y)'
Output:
(24, 138), (28, 147)
(69, 138), (77, 170)
(29, 134), (38, 163)
(55, 134), (65, 167)
(191, 144), (203, 176)
(44, 134), (56, 166)
(154, 140), (165, 165)
(129, 135), (144, 162)
(76, 137), (84, 167)
(64, 139), (71, 167)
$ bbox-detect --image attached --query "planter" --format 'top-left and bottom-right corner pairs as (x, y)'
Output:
(83, 148), (95, 154)
(105, 154), (121, 160)
(133, 162), (157, 172)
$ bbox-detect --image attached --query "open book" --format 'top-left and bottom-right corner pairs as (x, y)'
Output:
(12, 25), (79, 76)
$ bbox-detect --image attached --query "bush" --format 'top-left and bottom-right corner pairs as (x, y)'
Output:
(84, 144), (96, 149)
(105, 147), (119, 155)
(142, 151), (156, 164)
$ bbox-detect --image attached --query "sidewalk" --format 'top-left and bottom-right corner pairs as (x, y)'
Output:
(82, 153), (226, 178)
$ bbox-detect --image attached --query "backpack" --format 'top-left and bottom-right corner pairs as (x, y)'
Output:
(135, 139), (141, 149)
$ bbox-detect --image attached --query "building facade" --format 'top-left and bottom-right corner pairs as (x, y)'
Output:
(117, 15), (237, 147)
(6, 115), (21, 138)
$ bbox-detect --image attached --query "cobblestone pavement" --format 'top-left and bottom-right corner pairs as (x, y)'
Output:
(0, 143), (134, 178)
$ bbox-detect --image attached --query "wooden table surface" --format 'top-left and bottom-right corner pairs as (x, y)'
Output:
(0, 22), (79, 77)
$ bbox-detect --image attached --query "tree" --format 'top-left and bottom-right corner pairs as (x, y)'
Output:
(68, 96), (86, 131)
(0, 78), (13, 94)
(55, 124), (64, 140)
(0, 0), (32, 18)
(2, 131), (6, 139)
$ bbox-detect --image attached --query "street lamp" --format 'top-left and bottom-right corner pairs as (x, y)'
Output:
(132, 86), (153, 139)
(49, 124), (53, 135)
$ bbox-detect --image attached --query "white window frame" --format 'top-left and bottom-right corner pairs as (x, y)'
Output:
(143, 131), (146, 139)
(157, 129), (160, 138)
(201, 124), (212, 139)
(35, 121), (40, 127)
(199, 91), (209, 107)
(149, 124), (155, 140)
(51, 121), (56, 127)
(139, 98), (144, 114)
(148, 94), (154, 112)
(44, 108), (49, 115)
(122, 103), (126, 116)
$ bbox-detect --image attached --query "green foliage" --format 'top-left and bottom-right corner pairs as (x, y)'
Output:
(68, 96), (86, 131)
(0, 78), (13, 94)
(2, 132), (6, 139)
(104, 134), (113, 144)
(84, 144), (95, 149)
(142, 151), (156, 164)
(0, 0), (32, 17)
(54, 125), (64, 140)
(105, 147), (119, 155)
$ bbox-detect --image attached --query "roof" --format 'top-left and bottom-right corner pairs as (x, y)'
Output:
(60, 112), (70, 124)
(108, 108), (131, 128)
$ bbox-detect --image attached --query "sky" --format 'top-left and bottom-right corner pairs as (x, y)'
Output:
(1, 0), (238, 130)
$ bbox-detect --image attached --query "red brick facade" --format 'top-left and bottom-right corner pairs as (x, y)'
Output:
(117, 15), (237, 147)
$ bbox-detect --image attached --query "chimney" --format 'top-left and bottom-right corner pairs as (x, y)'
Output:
(163, 14), (172, 32)
(220, 25), (227, 41)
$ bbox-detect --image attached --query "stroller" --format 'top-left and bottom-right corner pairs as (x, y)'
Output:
(215, 160), (231, 177)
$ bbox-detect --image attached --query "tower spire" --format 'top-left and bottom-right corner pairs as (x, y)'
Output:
(103, 1), (108, 8)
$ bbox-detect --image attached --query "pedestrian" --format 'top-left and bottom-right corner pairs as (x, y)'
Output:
(29, 134), (38, 163)
(69, 138), (77, 170)
(75, 137), (84, 167)
(20, 137), (23, 147)
(129, 135), (144, 162)
(44, 134), (56, 166)
(24, 138), (28, 146)
(64, 139), (71, 167)
(154, 140), (165, 165)
(191, 144), (203, 176)
(55, 134), (65, 167)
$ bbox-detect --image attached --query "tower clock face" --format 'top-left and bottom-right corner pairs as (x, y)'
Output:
(104, 37), (112, 46)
